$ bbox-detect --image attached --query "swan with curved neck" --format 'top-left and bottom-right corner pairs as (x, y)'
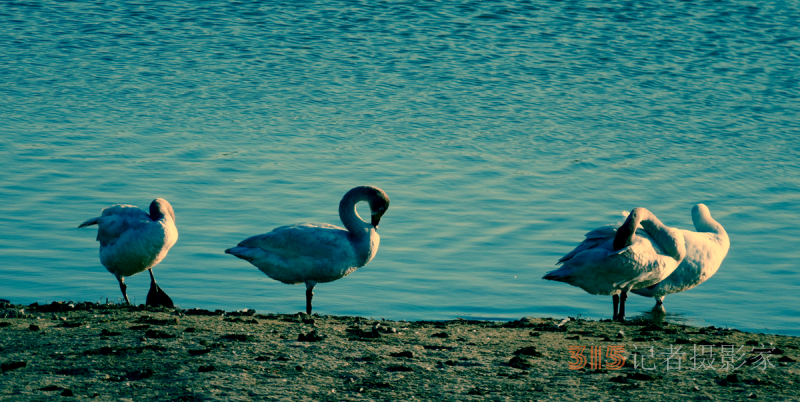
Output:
(225, 186), (390, 315)
(544, 207), (685, 321)
(632, 204), (729, 309)
(78, 198), (178, 307)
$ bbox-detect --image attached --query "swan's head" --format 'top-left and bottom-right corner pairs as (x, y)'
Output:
(691, 203), (710, 223)
(366, 187), (390, 228)
(691, 203), (721, 233)
(612, 207), (646, 250)
(149, 198), (176, 223)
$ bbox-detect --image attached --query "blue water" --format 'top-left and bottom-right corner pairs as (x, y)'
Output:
(2, 0), (799, 335)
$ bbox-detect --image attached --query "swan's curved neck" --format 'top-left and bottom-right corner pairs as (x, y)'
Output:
(338, 191), (373, 237)
(692, 210), (725, 235)
(638, 211), (686, 262)
(614, 208), (686, 262)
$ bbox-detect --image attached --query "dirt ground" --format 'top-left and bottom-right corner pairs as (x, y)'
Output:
(0, 301), (798, 401)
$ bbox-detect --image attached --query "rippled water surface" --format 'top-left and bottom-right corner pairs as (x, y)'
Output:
(2, 0), (799, 335)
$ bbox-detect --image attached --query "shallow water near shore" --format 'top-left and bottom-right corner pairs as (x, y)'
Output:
(1, 1), (799, 335)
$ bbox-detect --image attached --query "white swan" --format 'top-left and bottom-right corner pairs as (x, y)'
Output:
(225, 186), (390, 315)
(543, 207), (686, 321)
(631, 204), (729, 308)
(78, 198), (178, 307)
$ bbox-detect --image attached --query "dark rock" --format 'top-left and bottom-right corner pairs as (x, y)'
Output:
(508, 356), (532, 370)
(566, 335), (580, 340)
(627, 373), (656, 381)
(422, 345), (454, 351)
(61, 389), (74, 397)
(101, 329), (121, 336)
(128, 325), (150, 330)
(513, 346), (542, 357)
(184, 309), (224, 316)
(188, 348), (212, 356)
(778, 356), (797, 362)
(386, 365), (413, 372)
(0, 322), (10, 328)
(529, 332), (540, 337)
(726, 373), (740, 383)
(56, 368), (91, 376)
(254, 355), (270, 361)
(298, 330), (325, 342)
(144, 329), (176, 339)
(39, 385), (63, 391)
(198, 365), (215, 372)
(295, 365), (304, 372)
(675, 338), (691, 344)
(125, 369), (153, 381)
(1, 361), (26, 372)
(184, 327), (196, 333)
(431, 332), (449, 338)
(390, 351), (414, 358)
(29, 324), (40, 331)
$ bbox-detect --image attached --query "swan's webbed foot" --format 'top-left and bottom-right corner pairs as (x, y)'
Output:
(146, 269), (174, 308)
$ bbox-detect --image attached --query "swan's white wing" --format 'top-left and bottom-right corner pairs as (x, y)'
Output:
(557, 224), (618, 264)
(237, 223), (351, 261)
(95, 205), (152, 247)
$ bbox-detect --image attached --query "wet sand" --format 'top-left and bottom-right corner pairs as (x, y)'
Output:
(1, 302), (798, 401)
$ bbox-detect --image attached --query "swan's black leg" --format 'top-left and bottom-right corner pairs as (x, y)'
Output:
(612, 294), (619, 321)
(118, 277), (131, 305)
(617, 291), (628, 322)
(146, 269), (175, 308)
(305, 289), (314, 315)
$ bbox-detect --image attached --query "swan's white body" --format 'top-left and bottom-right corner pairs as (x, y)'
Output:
(225, 186), (390, 314)
(632, 204), (729, 304)
(226, 221), (379, 285)
(79, 198), (178, 306)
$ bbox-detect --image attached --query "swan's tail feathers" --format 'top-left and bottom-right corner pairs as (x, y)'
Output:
(225, 247), (255, 262)
(78, 217), (100, 228)
(542, 269), (570, 282)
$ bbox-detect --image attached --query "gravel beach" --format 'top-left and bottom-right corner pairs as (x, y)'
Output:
(1, 302), (798, 401)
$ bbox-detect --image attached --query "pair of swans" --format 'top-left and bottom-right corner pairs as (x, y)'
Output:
(543, 204), (730, 321)
(78, 186), (390, 314)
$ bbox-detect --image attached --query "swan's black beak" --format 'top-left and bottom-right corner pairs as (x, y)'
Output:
(371, 214), (381, 229)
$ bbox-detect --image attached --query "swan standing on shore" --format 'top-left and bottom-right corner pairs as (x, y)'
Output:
(543, 208), (686, 321)
(225, 186), (390, 315)
(78, 198), (178, 307)
(631, 204), (729, 309)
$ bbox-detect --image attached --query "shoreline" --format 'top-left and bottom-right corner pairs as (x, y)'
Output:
(1, 301), (798, 401)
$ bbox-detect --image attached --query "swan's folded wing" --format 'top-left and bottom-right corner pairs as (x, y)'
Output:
(95, 205), (151, 247)
(237, 223), (351, 261)
(557, 224), (617, 264)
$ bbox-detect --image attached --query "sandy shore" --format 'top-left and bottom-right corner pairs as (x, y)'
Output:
(0, 301), (798, 401)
